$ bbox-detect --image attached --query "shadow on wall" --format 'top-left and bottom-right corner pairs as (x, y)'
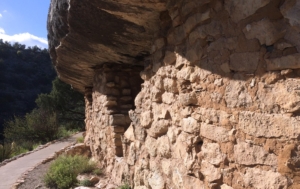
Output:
(137, 0), (300, 115)
(84, 1), (300, 188)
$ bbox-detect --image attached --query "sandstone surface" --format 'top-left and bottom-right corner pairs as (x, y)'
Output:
(48, 0), (300, 188)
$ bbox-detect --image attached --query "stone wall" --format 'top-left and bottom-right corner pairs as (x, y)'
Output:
(84, 0), (300, 188)
(84, 65), (143, 172)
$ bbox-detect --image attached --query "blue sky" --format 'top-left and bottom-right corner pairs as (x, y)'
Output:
(0, 0), (50, 49)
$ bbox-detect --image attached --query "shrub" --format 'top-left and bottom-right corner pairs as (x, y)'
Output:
(76, 136), (84, 143)
(79, 179), (93, 187)
(4, 108), (59, 144)
(0, 143), (13, 162)
(93, 168), (103, 176)
(119, 183), (131, 189)
(44, 155), (96, 189)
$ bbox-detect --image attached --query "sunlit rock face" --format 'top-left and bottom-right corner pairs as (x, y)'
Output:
(48, 0), (300, 188)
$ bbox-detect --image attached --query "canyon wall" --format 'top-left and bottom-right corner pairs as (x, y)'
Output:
(48, 0), (300, 188)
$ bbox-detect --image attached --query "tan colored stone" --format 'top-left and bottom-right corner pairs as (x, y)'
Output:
(161, 159), (171, 175)
(179, 92), (198, 106)
(175, 54), (189, 69)
(225, 80), (252, 108)
(234, 142), (277, 166)
(127, 142), (136, 165)
(157, 136), (171, 158)
(177, 66), (194, 81)
(163, 78), (178, 93)
(238, 111), (300, 138)
(109, 114), (126, 126)
(148, 120), (169, 138)
(148, 171), (165, 189)
(200, 123), (230, 142)
(65, 143), (91, 157)
(190, 67), (211, 81)
(182, 176), (205, 189)
(220, 184), (233, 189)
(200, 160), (221, 182)
(124, 124), (135, 142)
(145, 136), (157, 157)
(140, 111), (153, 128)
(182, 117), (200, 134)
(242, 168), (288, 189)
(200, 142), (226, 166)
(162, 92), (175, 104)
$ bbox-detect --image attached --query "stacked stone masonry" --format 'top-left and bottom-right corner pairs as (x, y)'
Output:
(49, 0), (300, 188)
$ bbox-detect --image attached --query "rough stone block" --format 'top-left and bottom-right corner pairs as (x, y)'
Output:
(281, 0), (300, 29)
(111, 126), (125, 133)
(163, 51), (176, 65)
(140, 111), (153, 128)
(163, 78), (178, 93)
(243, 19), (285, 46)
(225, 80), (252, 108)
(242, 168), (287, 189)
(157, 136), (171, 158)
(145, 136), (157, 157)
(177, 66), (194, 81)
(229, 52), (260, 72)
(104, 100), (117, 107)
(182, 117), (200, 134)
(225, 0), (271, 22)
(200, 142), (225, 166)
(184, 11), (210, 34)
(179, 92), (198, 106)
(122, 89), (131, 95)
(109, 114), (126, 126)
(234, 142), (277, 166)
(200, 160), (221, 182)
(162, 92), (175, 104)
(120, 104), (133, 109)
(148, 120), (169, 138)
(124, 124), (135, 142)
(266, 53), (300, 70)
(238, 111), (300, 138)
(200, 123), (230, 142)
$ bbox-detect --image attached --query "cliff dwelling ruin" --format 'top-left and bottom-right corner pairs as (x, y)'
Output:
(48, 0), (300, 188)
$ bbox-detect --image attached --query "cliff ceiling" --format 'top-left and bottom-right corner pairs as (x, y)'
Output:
(47, 0), (166, 92)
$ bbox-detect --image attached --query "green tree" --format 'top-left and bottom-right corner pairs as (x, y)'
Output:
(4, 109), (58, 143)
(35, 78), (85, 130)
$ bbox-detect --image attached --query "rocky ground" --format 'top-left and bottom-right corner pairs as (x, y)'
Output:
(17, 161), (52, 189)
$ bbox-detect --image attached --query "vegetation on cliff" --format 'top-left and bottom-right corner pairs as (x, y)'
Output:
(0, 40), (85, 161)
(0, 40), (56, 139)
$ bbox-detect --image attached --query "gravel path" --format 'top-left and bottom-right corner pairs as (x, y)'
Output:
(17, 161), (52, 189)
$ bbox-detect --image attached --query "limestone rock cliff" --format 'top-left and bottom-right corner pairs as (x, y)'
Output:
(48, 0), (300, 188)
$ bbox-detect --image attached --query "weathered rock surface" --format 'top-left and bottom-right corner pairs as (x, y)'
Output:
(48, 0), (300, 188)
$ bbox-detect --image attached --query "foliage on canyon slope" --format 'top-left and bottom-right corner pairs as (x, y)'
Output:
(0, 40), (56, 139)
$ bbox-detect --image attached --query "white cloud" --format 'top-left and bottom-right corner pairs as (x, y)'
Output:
(0, 13), (2, 18)
(0, 28), (48, 49)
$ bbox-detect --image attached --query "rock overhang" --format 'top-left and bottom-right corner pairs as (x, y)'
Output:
(47, 0), (167, 93)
